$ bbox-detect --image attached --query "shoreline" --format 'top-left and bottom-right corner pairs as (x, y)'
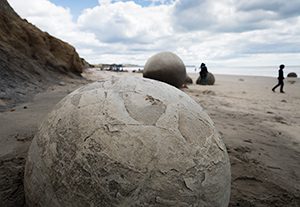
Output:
(86, 67), (300, 78)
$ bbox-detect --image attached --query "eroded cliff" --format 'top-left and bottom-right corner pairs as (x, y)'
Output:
(0, 0), (87, 110)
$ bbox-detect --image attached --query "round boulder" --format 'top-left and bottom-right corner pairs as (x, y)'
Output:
(196, 72), (215, 85)
(184, 75), (193, 84)
(24, 77), (231, 207)
(143, 51), (187, 88)
(287, 72), (297, 78)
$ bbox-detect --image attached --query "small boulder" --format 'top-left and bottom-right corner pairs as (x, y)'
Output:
(184, 75), (193, 84)
(287, 72), (297, 78)
(143, 52), (187, 88)
(196, 72), (215, 85)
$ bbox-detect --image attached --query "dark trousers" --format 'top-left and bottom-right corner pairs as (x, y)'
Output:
(272, 79), (284, 92)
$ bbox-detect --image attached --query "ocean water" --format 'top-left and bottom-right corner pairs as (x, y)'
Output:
(125, 66), (300, 77)
(189, 66), (300, 78)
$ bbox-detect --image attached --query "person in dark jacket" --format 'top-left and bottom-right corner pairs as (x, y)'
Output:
(199, 63), (208, 84)
(272, 64), (285, 93)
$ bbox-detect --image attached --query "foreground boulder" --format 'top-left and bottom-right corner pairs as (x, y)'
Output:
(25, 77), (231, 207)
(143, 51), (186, 88)
(196, 72), (215, 85)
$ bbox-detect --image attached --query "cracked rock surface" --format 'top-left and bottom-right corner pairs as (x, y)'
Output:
(24, 77), (231, 207)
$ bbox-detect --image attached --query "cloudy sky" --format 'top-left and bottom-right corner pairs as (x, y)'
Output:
(8, 0), (300, 67)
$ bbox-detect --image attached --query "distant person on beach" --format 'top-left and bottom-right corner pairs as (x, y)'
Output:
(199, 63), (208, 84)
(272, 64), (285, 93)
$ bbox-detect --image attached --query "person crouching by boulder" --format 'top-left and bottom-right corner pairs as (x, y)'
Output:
(199, 63), (208, 85)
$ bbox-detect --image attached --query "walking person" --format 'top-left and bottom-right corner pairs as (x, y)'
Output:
(272, 64), (285, 93)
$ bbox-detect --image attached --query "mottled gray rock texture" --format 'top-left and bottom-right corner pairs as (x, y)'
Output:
(143, 52), (187, 88)
(24, 77), (231, 207)
(196, 72), (215, 85)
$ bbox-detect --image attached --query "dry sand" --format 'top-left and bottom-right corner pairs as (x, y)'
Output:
(185, 74), (300, 207)
(0, 79), (87, 206)
(0, 69), (299, 206)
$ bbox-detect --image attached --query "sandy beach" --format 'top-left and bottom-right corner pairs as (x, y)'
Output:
(185, 74), (300, 206)
(2, 0), (300, 205)
(0, 70), (300, 206)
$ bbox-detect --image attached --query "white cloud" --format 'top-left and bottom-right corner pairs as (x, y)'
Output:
(171, 0), (280, 32)
(7, 0), (300, 66)
(78, 1), (172, 43)
(9, 0), (74, 34)
(235, 0), (300, 18)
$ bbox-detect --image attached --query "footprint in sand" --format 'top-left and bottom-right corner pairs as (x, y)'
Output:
(234, 146), (251, 153)
(273, 116), (288, 124)
(267, 165), (282, 170)
(234, 176), (263, 183)
(202, 90), (216, 95)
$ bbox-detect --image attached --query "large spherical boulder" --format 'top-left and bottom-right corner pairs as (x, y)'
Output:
(196, 72), (215, 85)
(24, 77), (230, 207)
(287, 72), (297, 78)
(143, 51), (187, 88)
